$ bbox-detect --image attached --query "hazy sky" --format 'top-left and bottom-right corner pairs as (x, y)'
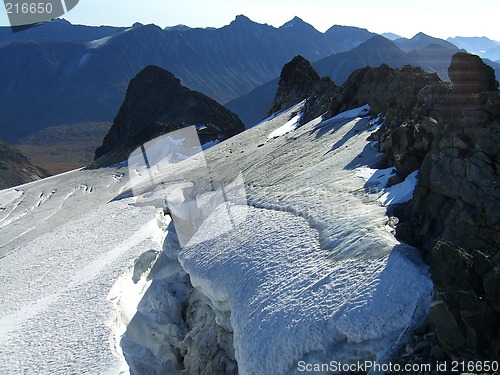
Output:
(1, 0), (499, 40)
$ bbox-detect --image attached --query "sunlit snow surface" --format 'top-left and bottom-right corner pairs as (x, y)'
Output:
(0, 168), (167, 374)
(0, 102), (432, 374)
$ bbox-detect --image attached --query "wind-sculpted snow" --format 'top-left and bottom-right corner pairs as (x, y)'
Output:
(180, 204), (429, 374)
(0, 168), (168, 374)
(112, 102), (433, 374)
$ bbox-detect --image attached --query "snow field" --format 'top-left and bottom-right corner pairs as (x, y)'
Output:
(0, 101), (432, 375)
(0, 168), (168, 374)
(116, 102), (432, 374)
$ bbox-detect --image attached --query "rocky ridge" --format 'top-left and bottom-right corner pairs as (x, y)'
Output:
(268, 53), (500, 363)
(403, 54), (500, 361)
(93, 65), (245, 167)
(375, 53), (499, 361)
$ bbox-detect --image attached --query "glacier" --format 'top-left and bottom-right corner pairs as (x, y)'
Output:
(0, 102), (433, 374)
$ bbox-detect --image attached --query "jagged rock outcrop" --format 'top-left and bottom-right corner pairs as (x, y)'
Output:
(0, 139), (49, 189)
(330, 64), (449, 179)
(408, 54), (499, 254)
(448, 52), (499, 95)
(267, 56), (338, 124)
(93, 65), (244, 167)
(331, 64), (447, 128)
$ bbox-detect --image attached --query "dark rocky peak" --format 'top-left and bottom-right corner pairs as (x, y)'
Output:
(448, 52), (499, 94)
(93, 65), (244, 167)
(267, 55), (338, 124)
(278, 55), (320, 88)
(268, 55), (320, 114)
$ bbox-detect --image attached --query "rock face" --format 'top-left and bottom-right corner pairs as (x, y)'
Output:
(331, 64), (447, 129)
(361, 53), (500, 360)
(0, 139), (49, 189)
(410, 57), (499, 254)
(267, 55), (338, 124)
(93, 65), (245, 167)
(336, 52), (499, 361)
(428, 242), (500, 358)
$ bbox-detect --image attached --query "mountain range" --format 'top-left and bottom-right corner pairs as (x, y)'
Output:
(227, 33), (500, 127)
(1, 16), (500, 183)
(2, 16), (499, 145)
(0, 16), (374, 142)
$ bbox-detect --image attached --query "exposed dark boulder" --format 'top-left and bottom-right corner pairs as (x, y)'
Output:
(93, 65), (245, 167)
(267, 56), (338, 125)
(448, 52), (499, 95)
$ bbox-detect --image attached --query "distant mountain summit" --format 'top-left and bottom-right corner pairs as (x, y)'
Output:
(93, 66), (244, 167)
(324, 25), (375, 52)
(394, 32), (459, 52)
(447, 36), (500, 61)
(314, 35), (414, 85)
